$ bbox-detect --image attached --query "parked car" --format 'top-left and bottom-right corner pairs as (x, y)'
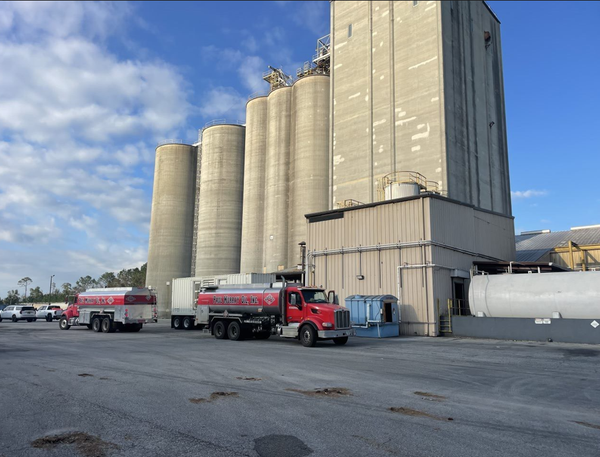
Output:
(0, 305), (37, 322)
(36, 305), (64, 322)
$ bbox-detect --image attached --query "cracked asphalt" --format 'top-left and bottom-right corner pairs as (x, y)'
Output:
(1, 320), (599, 457)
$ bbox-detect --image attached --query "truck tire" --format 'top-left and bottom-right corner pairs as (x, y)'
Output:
(300, 325), (317, 347)
(27, 318), (33, 322)
(12, 315), (17, 322)
(183, 317), (193, 330)
(333, 337), (348, 346)
(59, 317), (71, 330)
(213, 321), (227, 340)
(47, 314), (52, 322)
(92, 317), (102, 332)
(130, 323), (142, 332)
(101, 317), (113, 333)
(227, 321), (243, 341)
(173, 317), (182, 329)
(0, 316), (2, 322)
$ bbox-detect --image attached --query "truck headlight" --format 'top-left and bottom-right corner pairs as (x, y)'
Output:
(322, 322), (333, 328)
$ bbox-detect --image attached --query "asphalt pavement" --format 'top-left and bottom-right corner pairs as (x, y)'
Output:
(1, 320), (599, 457)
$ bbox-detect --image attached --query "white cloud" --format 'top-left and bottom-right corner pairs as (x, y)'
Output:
(0, 2), (191, 296)
(198, 87), (247, 121)
(511, 190), (548, 199)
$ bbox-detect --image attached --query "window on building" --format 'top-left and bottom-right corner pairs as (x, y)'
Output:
(348, 24), (352, 38)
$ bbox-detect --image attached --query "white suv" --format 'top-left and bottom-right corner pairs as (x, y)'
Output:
(0, 305), (37, 322)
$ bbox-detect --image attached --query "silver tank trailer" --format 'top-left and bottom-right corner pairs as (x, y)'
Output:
(468, 271), (600, 319)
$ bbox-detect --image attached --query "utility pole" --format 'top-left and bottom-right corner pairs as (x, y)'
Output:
(49, 274), (55, 305)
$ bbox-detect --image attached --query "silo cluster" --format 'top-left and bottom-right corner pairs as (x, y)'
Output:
(240, 75), (330, 273)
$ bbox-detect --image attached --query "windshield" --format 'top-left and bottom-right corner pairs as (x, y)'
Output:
(301, 290), (329, 304)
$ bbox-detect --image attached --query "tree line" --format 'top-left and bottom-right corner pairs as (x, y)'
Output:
(1, 264), (147, 306)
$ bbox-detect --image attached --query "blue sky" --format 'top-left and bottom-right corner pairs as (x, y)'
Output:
(0, 1), (598, 296)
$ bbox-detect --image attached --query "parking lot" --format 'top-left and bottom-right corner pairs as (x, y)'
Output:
(1, 320), (599, 457)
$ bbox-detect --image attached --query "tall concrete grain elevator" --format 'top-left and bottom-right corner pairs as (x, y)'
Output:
(146, 1), (515, 319)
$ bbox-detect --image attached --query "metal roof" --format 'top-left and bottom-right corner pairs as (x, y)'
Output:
(515, 227), (600, 262)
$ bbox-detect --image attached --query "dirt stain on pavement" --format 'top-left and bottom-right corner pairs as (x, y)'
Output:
(389, 407), (453, 422)
(31, 432), (118, 457)
(573, 421), (600, 430)
(78, 373), (94, 377)
(285, 387), (352, 398)
(236, 376), (262, 381)
(414, 391), (446, 402)
(352, 435), (401, 455)
(189, 392), (239, 404)
(254, 434), (312, 457)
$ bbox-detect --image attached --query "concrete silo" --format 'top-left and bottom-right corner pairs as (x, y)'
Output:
(195, 124), (245, 277)
(288, 75), (330, 267)
(146, 143), (197, 318)
(263, 87), (292, 272)
(240, 96), (268, 273)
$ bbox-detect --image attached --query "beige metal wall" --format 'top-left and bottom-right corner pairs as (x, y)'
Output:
(263, 87), (292, 272)
(240, 97), (268, 273)
(330, 1), (511, 216)
(288, 76), (330, 267)
(306, 195), (515, 336)
(146, 143), (197, 318)
(195, 125), (245, 277)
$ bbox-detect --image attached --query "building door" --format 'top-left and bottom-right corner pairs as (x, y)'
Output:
(452, 279), (469, 315)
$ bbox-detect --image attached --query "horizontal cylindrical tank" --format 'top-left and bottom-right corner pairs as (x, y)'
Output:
(384, 182), (420, 200)
(146, 143), (197, 318)
(240, 97), (268, 273)
(469, 272), (600, 319)
(263, 87), (292, 272)
(195, 124), (245, 277)
(288, 75), (330, 267)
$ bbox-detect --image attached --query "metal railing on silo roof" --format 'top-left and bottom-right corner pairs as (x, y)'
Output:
(157, 139), (185, 147)
(199, 119), (245, 141)
(248, 91), (269, 101)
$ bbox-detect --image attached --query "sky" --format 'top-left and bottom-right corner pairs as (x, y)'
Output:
(0, 1), (598, 297)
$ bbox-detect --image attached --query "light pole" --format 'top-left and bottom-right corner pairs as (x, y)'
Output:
(49, 274), (55, 305)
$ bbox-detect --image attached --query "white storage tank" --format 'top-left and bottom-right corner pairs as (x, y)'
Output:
(384, 182), (420, 200)
(468, 271), (600, 319)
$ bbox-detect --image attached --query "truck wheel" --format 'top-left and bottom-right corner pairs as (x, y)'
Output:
(92, 317), (102, 332)
(59, 317), (71, 330)
(227, 321), (243, 341)
(300, 325), (317, 347)
(173, 317), (182, 329)
(27, 318), (33, 322)
(101, 317), (114, 333)
(0, 316), (2, 322)
(213, 321), (227, 340)
(47, 314), (52, 322)
(12, 315), (17, 322)
(183, 317), (193, 330)
(130, 323), (142, 332)
(333, 337), (348, 346)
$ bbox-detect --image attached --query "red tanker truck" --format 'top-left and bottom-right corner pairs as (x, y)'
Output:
(59, 287), (158, 333)
(191, 283), (354, 347)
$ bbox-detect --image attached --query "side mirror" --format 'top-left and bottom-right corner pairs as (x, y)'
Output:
(327, 290), (338, 304)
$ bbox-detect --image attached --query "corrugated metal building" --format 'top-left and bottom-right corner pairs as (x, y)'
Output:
(516, 226), (600, 270)
(305, 193), (515, 336)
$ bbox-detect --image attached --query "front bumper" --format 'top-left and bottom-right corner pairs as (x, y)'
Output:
(318, 328), (355, 339)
